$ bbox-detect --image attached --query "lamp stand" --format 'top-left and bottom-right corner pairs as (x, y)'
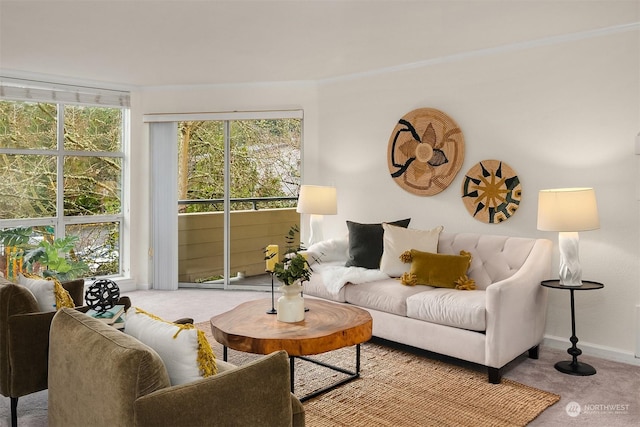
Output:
(555, 287), (596, 375)
(308, 214), (324, 246)
(266, 272), (277, 314)
(558, 231), (582, 286)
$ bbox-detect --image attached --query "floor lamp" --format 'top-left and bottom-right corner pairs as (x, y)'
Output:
(296, 185), (337, 246)
(537, 188), (600, 286)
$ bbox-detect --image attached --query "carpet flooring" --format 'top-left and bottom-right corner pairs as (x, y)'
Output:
(2, 288), (639, 426)
(199, 321), (559, 427)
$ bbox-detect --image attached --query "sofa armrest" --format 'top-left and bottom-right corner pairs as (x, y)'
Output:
(7, 311), (56, 395)
(484, 238), (552, 368)
(134, 350), (304, 427)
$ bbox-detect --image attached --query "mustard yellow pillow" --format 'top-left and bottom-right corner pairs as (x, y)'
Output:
(400, 249), (472, 289)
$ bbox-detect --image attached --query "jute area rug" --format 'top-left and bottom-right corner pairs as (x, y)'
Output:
(197, 322), (560, 427)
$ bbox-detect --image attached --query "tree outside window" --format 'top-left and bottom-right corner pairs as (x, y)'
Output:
(0, 100), (125, 279)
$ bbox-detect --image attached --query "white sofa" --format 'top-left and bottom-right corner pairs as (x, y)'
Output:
(303, 231), (552, 383)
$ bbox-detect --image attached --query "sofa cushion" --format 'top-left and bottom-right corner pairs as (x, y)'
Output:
(345, 218), (411, 269)
(344, 278), (428, 316)
(304, 269), (348, 302)
(401, 249), (471, 289)
(380, 224), (443, 277)
(17, 273), (74, 312)
(125, 308), (217, 386)
(406, 289), (486, 331)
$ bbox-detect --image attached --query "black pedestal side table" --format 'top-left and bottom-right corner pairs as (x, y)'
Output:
(541, 279), (604, 376)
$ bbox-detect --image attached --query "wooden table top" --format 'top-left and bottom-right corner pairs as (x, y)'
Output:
(209, 298), (373, 356)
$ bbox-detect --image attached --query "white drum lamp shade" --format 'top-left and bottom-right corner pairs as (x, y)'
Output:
(537, 188), (600, 286)
(296, 185), (337, 245)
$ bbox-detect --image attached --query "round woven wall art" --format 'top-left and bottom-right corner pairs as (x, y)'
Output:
(387, 108), (465, 196)
(461, 159), (522, 223)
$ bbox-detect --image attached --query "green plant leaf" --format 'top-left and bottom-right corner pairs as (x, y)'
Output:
(0, 226), (33, 247)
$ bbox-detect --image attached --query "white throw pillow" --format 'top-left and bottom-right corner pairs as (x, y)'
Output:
(17, 273), (74, 312)
(380, 224), (443, 277)
(125, 308), (217, 385)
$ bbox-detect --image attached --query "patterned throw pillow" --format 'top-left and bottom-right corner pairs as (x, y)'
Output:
(18, 273), (75, 312)
(125, 307), (217, 385)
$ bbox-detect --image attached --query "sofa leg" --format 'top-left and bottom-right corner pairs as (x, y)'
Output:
(10, 397), (18, 427)
(488, 367), (502, 384)
(528, 345), (540, 359)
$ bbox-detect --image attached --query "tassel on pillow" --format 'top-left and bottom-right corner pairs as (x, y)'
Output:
(454, 275), (476, 290)
(400, 272), (418, 286)
(399, 250), (413, 263)
(53, 278), (75, 309)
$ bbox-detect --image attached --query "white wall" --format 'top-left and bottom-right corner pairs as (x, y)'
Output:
(126, 15), (640, 360)
(314, 29), (640, 358)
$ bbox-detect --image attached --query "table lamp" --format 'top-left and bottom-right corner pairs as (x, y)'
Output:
(537, 188), (600, 286)
(296, 185), (337, 245)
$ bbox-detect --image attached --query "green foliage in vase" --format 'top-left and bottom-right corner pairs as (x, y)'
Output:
(269, 225), (313, 286)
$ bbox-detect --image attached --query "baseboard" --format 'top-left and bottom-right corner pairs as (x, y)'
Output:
(543, 334), (640, 367)
(84, 277), (137, 293)
(116, 278), (137, 292)
(636, 304), (640, 358)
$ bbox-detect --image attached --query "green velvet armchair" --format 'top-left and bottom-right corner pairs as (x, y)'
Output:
(48, 308), (305, 427)
(0, 276), (85, 427)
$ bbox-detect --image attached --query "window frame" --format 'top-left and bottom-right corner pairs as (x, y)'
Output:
(0, 87), (130, 279)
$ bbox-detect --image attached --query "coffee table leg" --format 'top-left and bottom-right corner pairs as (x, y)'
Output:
(289, 356), (295, 393)
(295, 343), (362, 402)
(223, 346), (228, 362)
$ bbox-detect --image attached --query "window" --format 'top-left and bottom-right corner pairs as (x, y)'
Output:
(0, 82), (129, 280)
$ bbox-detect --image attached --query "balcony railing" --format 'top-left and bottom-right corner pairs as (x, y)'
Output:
(178, 196), (298, 211)
(178, 197), (300, 284)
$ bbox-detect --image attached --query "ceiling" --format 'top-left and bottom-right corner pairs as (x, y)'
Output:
(0, 1), (637, 89)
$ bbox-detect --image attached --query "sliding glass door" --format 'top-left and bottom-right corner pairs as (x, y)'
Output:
(173, 112), (302, 289)
(176, 120), (226, 286)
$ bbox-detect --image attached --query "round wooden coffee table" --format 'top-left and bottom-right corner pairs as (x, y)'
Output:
(210, 298), (372, 401)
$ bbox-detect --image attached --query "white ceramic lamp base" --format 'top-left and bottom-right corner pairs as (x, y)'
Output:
(307, 214), (324, 246)
(558, 231), (582, 287)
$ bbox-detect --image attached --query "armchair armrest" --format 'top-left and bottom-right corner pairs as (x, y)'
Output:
(135, 350), (303, 427)
(60, 279), (85, 307)
(7, 311), (56, 395)
(172, 317), (194, 325)
(484, 239), (552, 368)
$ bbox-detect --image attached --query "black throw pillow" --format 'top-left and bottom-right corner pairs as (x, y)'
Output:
(345, 218), (411, 269)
